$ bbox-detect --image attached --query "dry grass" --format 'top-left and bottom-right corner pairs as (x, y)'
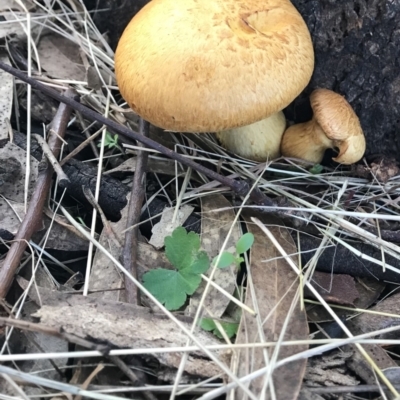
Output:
(1, 1), (400, 399)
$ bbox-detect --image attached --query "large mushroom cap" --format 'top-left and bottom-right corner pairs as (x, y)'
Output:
(310, 89), (366, 164)
(115, 0), (314, 133)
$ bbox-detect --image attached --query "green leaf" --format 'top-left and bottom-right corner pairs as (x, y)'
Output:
(235, 256), (244, 265)
(199, 318), (216, 332)
(236, 233), (254, 254)
(309, 164), (324, 174)
(142, 227), (210, 310)
(142, 268), (201, 310)
(213, 252), (235, 269)
(200, 318), (239, 339)
(165, 227), (209, 273)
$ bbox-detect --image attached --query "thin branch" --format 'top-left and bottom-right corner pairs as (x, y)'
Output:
(0, 61), (277, 208)
(32, 134), (69, 184)
(122, 118), (149, 305)
(0, 89), (76, 300)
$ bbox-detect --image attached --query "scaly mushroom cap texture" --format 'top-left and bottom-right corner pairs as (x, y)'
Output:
(115, 0), (314, 133)
(310, 89), (366, 164)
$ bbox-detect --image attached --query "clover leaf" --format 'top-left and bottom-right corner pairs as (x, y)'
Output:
(143, 227), (209, 310)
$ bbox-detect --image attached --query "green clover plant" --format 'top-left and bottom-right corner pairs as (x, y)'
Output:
(212, 232), (254, 269)
(142, 228), (255, 315)
(98, 132), (119, 150)
(142, 227), (209, 310)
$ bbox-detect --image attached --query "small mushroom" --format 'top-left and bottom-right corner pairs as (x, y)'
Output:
(280, 89), (366, 164)
(115, 0), (314, 160)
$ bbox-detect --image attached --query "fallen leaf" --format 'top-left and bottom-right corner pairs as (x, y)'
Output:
(351, 291), (400, 337)
(149, 205), (194, 249)
(232, 215), (308, 399)
(345, 320), (398, 384)
(186, 194), (241, 318)
(383, 367), (400, 384)
(0, 142), (38, 201)
(0, 2), (35, 39)
(305, 271), (359, 306)
(37, 34), (85, 81)
(307, 277), (386, 323)
(342, 290), (400, 384)
(89, 197), (171, 303)
(0, 198), (88, 252)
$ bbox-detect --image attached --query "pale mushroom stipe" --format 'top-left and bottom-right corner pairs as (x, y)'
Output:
(280, 89), (366, 165)
(114, 0), (315, 161)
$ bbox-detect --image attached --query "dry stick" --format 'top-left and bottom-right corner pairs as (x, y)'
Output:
(107, 355), (158, 400)
(32, 134), (70, 184)
(304, 385), (400, 395)
(122, 119), (150, 305)
(0, 61), (277, 208)
(0, 89), (76, 300)
(59, 123), (104, 167)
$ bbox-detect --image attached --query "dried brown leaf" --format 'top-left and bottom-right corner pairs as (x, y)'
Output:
(345, 320), (397, 384)
(305, 271), (359, 306)
(0, 142), (38, 201)
(38, 34), (85, 81)
(186, 194), (241, 318)
(89, 199), (171, 302)
(341, 291), (400, 384)
(232, 215), (308, 399)
(351, 291), (400, 336)
(0, 2), (36, 39)
(0, 198), (88, 251)
(307, 277), (386, 323)
(149, 205), (194, 249)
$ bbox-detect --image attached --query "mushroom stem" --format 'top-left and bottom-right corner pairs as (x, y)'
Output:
(280, 117), (334, 164)
(215, 111), (286, 161)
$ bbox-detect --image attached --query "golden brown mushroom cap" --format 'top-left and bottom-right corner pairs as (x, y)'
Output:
(115, 0), (314, 133)
(310, 89), (366, 164)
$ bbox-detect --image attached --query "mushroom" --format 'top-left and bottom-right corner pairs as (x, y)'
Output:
(215, 111), (286, 161)
(115, 0), (314, 160)
(280, 89), (366, 164)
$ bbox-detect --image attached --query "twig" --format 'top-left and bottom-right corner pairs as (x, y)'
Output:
(59, 122), (104, 166)
(122, 119), (149, 305)
(82, 186), (122, 248)
(32, 134), (69, 184)
(76, 111), (101, 159)
(0, 61), (277, 208)
(108, 355), (158, 400)
(0, 316), (108, 352)
(0, 89), (76, 300)
(304, 384), (400, 395)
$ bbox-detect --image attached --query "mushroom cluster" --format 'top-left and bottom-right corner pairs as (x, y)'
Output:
(280, 89), (366, 164)
(115, 0), (314, 159)
(115, 0), (366, 165)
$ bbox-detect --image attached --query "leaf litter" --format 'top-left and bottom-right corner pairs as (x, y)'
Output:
(1, 0), (400, 399)
(232, 215), (308, 400)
